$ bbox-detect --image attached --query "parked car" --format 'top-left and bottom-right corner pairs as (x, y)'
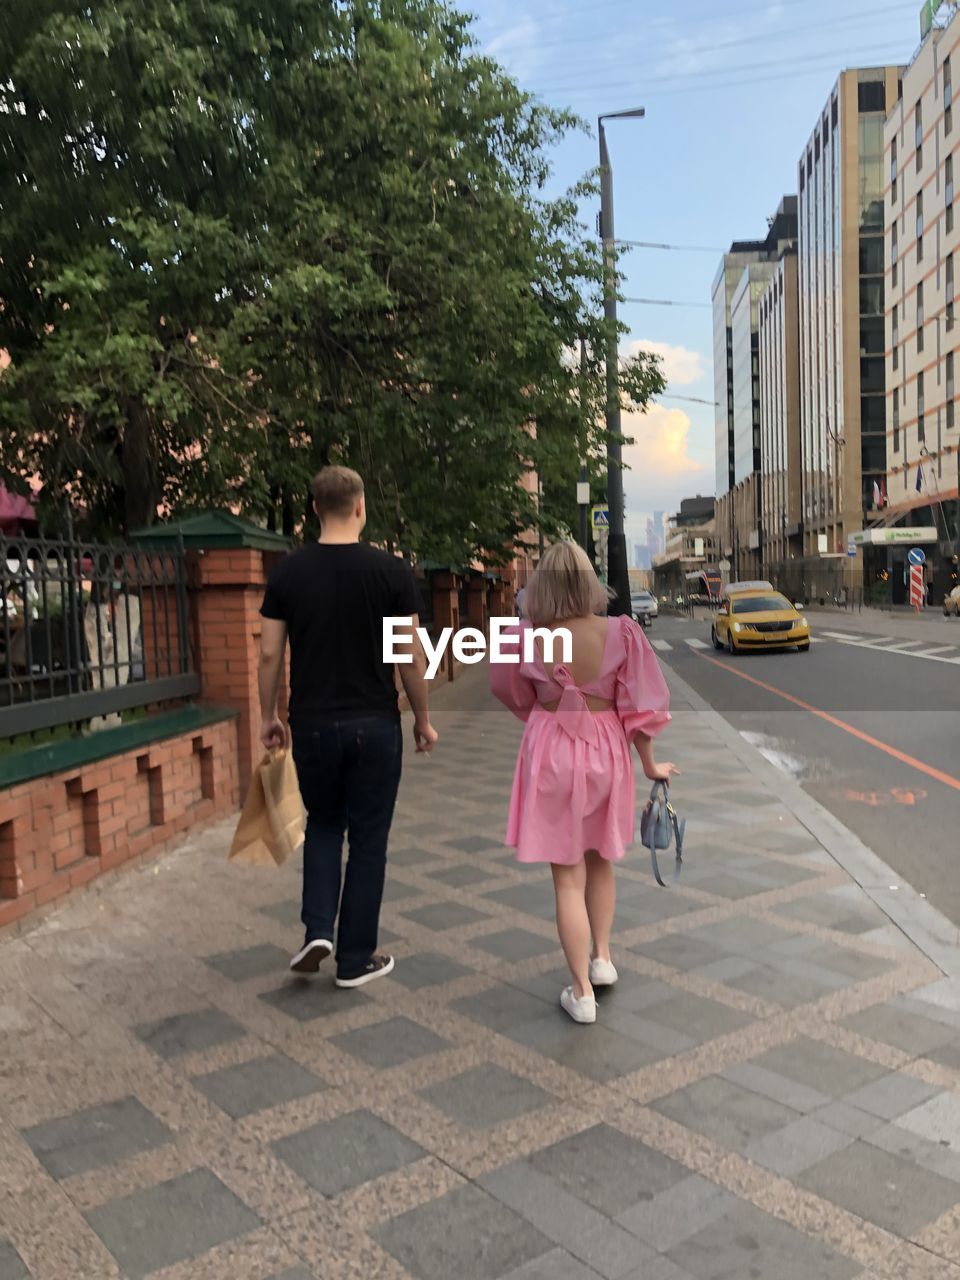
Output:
(630, 590), (658, 626)
(712, 589), (810, 654)
(944, 585), (960, 617)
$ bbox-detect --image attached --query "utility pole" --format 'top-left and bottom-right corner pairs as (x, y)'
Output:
(578, 335), (590, 553)
(599, 107), (645, 617)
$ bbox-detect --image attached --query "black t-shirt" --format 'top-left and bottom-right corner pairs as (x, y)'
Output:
(260, 543), (421, 721)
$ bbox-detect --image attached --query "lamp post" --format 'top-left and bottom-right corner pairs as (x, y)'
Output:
(599, 107), (645, 616)
(577, 335), (590, 552)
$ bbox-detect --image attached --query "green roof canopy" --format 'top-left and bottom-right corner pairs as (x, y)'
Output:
(132, 510), (292, 552)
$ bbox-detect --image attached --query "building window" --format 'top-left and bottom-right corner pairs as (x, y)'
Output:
(917, 188), (924, 261)
(917, 100), (923, 171)
(891, 221), (898, 286)
(859, 81), (885, 112)
(948, 352), (956, 429)
(947, 57), (954, 134)
(918, 370), (925, 441)
(948, 253), (955, 330)
(893, 303), (899, 370)
(893, 386), (900, 451)
(949, 153), (956, 233)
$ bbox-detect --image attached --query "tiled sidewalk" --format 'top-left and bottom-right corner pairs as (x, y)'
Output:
(3, 666), (960, 1278)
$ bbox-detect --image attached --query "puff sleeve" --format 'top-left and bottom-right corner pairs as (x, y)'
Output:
(489, 622), (537, 721)
(615, 615), (672, 739)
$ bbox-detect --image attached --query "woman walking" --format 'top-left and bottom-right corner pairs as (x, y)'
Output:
(490, 542), (676, 1024)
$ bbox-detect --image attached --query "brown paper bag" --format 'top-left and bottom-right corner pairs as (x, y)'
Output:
(228, 749), (305, 867)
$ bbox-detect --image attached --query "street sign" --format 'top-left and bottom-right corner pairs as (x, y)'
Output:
(576, 481), (590, 505)
(908, 547), (926, 566)
(851, 526), (938, 545)
(591, 505), (609, 530)
(718, 559), (731, 572)
(847, 541), (857, 558)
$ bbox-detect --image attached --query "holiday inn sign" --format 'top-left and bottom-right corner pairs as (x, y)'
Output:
(849, 527), (939, 545)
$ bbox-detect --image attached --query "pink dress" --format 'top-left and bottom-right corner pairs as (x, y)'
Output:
(490, 614), (671, 865)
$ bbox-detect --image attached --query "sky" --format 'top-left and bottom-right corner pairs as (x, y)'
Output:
(465, 0), (925, 549)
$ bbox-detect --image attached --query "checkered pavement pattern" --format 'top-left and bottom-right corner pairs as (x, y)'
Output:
(3, 667), (960, 1278)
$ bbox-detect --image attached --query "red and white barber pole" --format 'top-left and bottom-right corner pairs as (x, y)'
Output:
(909, 564), (925, 612)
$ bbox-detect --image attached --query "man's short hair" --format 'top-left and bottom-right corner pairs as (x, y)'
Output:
(311, 466), (364, 520)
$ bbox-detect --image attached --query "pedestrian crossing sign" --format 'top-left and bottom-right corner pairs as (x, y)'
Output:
(591, 505), (609, 530)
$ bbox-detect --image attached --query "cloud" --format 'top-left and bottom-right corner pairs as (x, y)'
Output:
(618, 404), (711, 531)
(624, 338), (705, 389)
(485, 18), (542, 81)
(622, 404), (707, 480)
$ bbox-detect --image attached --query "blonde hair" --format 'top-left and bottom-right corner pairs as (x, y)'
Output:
(311, 465), (364, 520)
(524, 541), (609, 625)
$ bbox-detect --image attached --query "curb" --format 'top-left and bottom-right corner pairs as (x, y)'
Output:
(661, 661), (960, 981)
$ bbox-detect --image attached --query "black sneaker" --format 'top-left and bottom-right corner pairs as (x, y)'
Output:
(335, 954), (395, 988)
(289, 938), (333, 974)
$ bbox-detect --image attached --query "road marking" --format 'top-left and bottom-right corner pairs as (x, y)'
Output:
(822, 630), (865, 641)
(651, 639), (673, 651)
(884, 639), (924, 650)
(825, 635), (960, 665)
(685, 638), (710, 650)
(914, 645), (958, 656)
(698, 653), (960, 794)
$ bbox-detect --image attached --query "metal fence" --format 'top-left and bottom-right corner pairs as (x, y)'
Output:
(1, 529), (199, 740)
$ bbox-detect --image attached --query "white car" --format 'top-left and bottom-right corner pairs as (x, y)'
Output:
(631, 590), (658, 625)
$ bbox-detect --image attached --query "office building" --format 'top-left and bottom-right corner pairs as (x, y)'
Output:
(883, 9), (960, 603)
(712, 200), (798, 501)
(652, 497), (717, 601)
(797, 66), (902, 571)
(759, 249), (802, 579)
(713, 198), (798, 578)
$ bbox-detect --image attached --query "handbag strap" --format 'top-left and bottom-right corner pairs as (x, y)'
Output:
(644, 782), (684, 887)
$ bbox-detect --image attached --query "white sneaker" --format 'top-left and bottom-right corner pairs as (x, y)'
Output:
(589, 957), (618, 987)
(560, 986), (597, 1024)
(289, 938), (333, 974)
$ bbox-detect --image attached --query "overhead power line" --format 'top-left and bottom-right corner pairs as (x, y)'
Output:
(543, 46), (907, 103)
(536, 36), (907, 96)
(661, 395), (720, 407)
(618, 239), (722, 253)
(622, 297), (712, 309)
(519, 0), (906, 65)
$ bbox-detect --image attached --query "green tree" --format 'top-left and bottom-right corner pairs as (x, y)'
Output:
(0, 0), (664, 557)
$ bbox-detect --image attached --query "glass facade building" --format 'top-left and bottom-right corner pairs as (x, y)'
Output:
(797, 67), (901, 557)
(732, 262), (776, 487)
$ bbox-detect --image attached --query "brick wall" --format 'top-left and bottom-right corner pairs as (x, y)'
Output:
(0, 717), (239, 934)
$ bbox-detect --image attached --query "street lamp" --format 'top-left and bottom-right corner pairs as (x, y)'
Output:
(599, 107), (645, 616)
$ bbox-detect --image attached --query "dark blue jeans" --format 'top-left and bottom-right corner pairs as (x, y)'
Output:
(290, 715), (403, 978)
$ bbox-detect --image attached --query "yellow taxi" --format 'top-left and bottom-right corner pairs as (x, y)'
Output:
(711, 585), (810, 654)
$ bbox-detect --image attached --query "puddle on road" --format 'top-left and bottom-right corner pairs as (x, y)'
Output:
(739, 730), (810, 780)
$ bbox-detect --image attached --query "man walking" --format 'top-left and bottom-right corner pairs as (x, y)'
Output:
(258, 466), (437, 987)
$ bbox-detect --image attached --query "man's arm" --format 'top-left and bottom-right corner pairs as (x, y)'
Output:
(395, 615), (438, 753)
(258, 617), (288, 748)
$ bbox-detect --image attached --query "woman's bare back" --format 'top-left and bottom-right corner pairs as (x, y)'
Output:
(537, 614), (613, 711)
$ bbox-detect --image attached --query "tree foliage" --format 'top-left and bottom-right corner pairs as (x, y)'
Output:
(0, 0), (664, 557)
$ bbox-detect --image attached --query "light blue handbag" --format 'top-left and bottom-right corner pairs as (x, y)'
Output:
(638, 781), (685, 887)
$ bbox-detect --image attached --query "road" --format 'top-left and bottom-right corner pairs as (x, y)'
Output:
(647, 611), (960, 925)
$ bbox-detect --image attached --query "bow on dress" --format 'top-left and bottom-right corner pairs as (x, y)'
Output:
(550, 665), (601, 746)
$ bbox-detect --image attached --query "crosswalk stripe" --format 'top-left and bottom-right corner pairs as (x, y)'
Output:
(823, 630), (864, 641)
(826, 634), (960, 664)
(685, 637), (710, 650)
(651, 639), (673, 651)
